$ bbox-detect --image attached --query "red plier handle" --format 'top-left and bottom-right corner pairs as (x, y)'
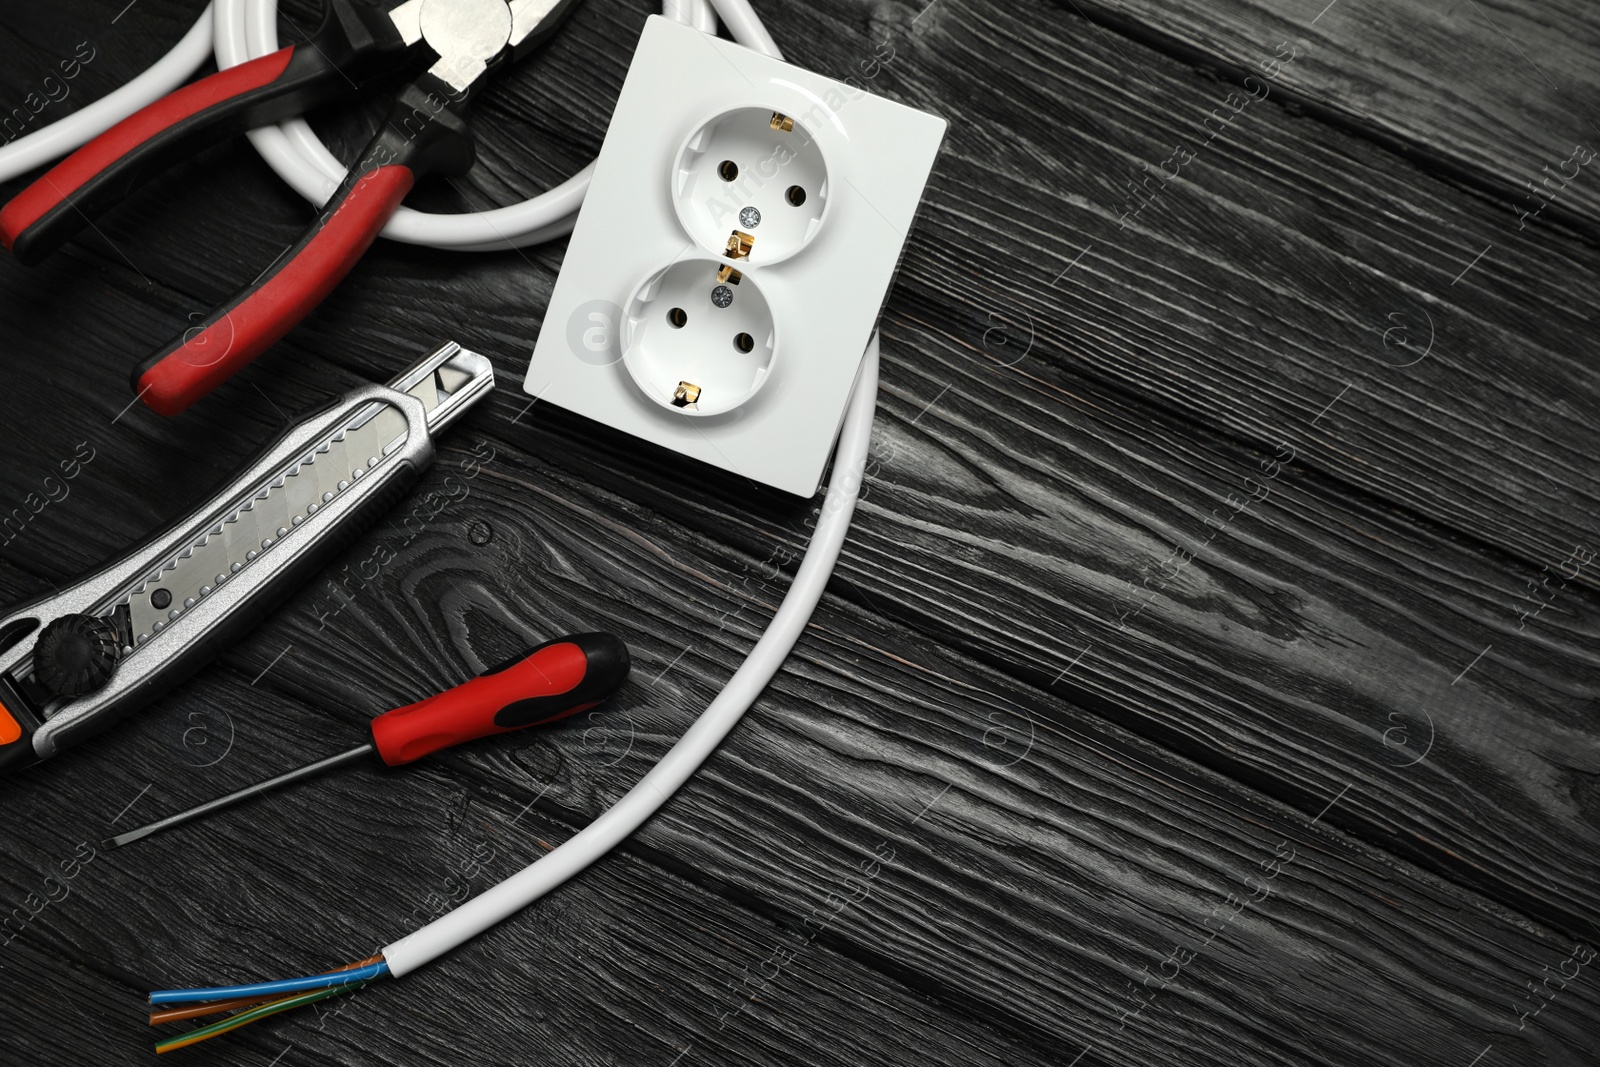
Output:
(134, 78), (476, 414)
(3, 0), (588, 418)
(0, 0), (413, 264)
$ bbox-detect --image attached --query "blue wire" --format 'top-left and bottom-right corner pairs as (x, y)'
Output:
(149, 960), (390, 1005)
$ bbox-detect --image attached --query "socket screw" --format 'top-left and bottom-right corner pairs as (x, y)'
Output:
(711, 285), (734, 308)
(739, 206), (761, 228)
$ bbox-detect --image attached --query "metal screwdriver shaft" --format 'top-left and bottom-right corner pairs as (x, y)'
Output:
(108, 745), (373, 849)
(105, 632), (630, 850)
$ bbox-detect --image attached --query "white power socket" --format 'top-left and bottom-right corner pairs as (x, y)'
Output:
(524, 16), (946, 496)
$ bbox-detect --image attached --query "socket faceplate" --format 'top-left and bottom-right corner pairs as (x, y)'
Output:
(524, 16), (946, 496)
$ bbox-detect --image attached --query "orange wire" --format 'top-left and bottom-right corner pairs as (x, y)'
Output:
(148, 955), (383, 1026)
(150, 991), (298, 1026)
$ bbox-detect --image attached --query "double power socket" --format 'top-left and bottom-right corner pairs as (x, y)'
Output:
(525, 16), (945, 496)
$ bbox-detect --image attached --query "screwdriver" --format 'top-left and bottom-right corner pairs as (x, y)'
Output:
(109, 632), (630, 849)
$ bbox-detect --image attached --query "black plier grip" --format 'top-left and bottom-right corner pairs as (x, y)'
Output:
(0, 0), (413, 265)
(0, 0), (581, 416)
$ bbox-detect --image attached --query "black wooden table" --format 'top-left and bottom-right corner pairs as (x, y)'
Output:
(2, 1), (1597, 1064)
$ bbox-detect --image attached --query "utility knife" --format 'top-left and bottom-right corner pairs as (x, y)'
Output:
(0, 341), (494, 774)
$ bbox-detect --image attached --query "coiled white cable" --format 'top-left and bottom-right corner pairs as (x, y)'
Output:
(384, 337), (879, 976)
(9, 0), (880, 980)
(377, 0), (875, 975)
(217, 0), (765, 250)
(1, 2), (764, 250)
(311, 0), (873, 976)
(0, 5), (215, 184)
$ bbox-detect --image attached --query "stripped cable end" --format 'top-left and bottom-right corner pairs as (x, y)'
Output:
(150, 956), (386, 1054)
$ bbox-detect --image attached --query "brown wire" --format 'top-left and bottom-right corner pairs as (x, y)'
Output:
(148, 955), (383, 1026)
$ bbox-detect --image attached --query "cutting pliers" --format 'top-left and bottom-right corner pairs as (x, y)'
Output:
(0, 0), (578, 415)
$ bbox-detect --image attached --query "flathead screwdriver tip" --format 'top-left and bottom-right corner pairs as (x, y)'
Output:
(106, 826), (156, 849)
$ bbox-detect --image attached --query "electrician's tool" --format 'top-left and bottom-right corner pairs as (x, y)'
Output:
(108, 632), (630, 848)
(0, 0), (580, 415)
(0, 342), (494, 775)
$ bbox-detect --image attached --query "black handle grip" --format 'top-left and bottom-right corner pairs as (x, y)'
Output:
(129, 77), (477, 415)
(0, 0), (413, 264)
(370, 633), (632, 766)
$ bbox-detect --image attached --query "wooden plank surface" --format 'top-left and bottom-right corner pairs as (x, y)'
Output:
(1064, 0), (1600, 234)
(22, 0), (1594, 934)
(862, 0), (1600, 597)
(5, 468), (1599, 1066)
(2, 0), (1598, 1065)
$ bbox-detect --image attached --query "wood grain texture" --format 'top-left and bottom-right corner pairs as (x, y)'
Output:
(47, 0), (1600, 596)
(650, 313), (1600, 934)
(7, 183), (1597, 939)
(1061, 0), (1600, 234)
(1, 0), (1598, 1065)
(827, 0), (1600, 598)
(4, 460), (1599, 1066)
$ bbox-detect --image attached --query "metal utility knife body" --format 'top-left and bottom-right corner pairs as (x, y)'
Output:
(0, 342), (495, 774)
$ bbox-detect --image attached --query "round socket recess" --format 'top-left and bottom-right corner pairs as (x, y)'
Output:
(621, 257), (777, 417)
(672, 107), (830, 266)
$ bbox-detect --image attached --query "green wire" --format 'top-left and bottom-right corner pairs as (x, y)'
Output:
(155, 978), (375, 1054)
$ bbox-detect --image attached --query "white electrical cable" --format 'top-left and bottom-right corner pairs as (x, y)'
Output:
(8, 0), (880, 983)
(383, 337), (880, 976)
(0, 1), (742, 251)
(216, 0), (749, 250)
(705, 0), (783, 59)
(0, 5), (214, 184)
(2, 2), (749, 250)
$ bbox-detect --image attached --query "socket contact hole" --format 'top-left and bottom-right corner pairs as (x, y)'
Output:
(622, 257), (777, 417)
(674, 108), (831, 265)
(668, 307), (688, 328)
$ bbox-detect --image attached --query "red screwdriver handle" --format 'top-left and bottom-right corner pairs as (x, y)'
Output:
(369, 633), (631, 767)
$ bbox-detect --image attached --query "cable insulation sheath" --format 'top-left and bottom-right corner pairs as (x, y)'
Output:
(383, 338), (881, 976)
(218, 0), (748, 249)
(0, 6), (216, 185)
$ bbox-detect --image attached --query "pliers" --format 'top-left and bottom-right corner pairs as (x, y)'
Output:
(0, 0), (578, 415)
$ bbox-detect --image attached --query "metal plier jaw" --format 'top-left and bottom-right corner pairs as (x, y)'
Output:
(0, 343), (495, 775)
(390, 0), (579, 94)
